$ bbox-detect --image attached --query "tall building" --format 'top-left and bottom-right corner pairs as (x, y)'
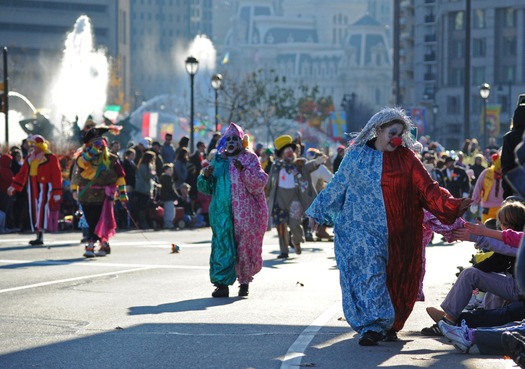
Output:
(0, 0), (130, 115)
(220, 0), (394, 123)
(395, 0), (525, 150)
(129, 0), (212, 103)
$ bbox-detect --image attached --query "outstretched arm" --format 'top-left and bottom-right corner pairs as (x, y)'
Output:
(464, 222), (503, 241)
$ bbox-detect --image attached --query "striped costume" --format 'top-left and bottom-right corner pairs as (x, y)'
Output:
(11, 152), (62, 232)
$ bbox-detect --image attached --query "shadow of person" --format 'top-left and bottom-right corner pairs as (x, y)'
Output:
(128, 296), (240, 315)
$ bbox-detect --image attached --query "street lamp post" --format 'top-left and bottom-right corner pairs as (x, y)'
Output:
(432, 104), (439, 140)
(479, 83), (491, 151)
(211, 73), (222, 132)
(185, 56), (199, 153)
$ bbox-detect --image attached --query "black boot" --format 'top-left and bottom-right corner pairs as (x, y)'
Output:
(212, 284), (229, 298)
(29, 231), (44, 246)
(358, 331), (383, 346)
(238, 283), (249, 297)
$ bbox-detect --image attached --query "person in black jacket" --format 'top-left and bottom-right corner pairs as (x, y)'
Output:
(502, 104), (525, 199)
(441, 156), (470, 198)
(159, 163), (178, 229)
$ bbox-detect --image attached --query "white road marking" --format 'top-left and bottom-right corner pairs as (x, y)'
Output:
(0, 239), (209, 248)
(281, 302), (341, 369)
(0, 259), (208, 269)
(0, 267), (153, 294)
(0, 259), (208, 294)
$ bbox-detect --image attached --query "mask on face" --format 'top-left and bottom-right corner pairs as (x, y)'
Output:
(225, 135), (242, 156)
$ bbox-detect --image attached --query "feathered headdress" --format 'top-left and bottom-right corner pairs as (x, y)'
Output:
(348, 107), (416, 150)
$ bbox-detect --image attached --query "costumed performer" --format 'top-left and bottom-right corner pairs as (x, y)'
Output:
(470, 152), (504, 223)
(7, 134), (62, 245)
(306, 107), (472, 346)
(265, 135), (323, 258)
(197, 122), (268, 298)
(71, 125), (127, 258)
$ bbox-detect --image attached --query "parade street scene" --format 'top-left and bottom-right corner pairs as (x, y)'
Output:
(0, 228), (516, 369)
(1, 1), (525, 369)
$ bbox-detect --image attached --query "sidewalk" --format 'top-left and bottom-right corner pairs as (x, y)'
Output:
(300, 238), (521, 369)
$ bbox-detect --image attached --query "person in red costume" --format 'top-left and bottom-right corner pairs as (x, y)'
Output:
(7, 135), (63, 245)
(306, 107), (472, 346)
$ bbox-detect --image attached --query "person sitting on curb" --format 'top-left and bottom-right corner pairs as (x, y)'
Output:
(426, 201), (525, 327)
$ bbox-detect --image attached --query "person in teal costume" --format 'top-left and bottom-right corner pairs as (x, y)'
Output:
(197, 122), (268, 298)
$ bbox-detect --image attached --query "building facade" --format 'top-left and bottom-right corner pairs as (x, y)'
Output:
(219, 0), (394, 129)
(395, 0), (525, 150)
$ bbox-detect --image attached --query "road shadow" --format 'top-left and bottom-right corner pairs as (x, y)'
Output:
(0, 242), (80, 252)
(0, 258), (87, 269)
(128, 297), (239, 315)
(0, 322), (504, 369)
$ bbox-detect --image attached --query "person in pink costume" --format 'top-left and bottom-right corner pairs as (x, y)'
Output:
(197, 122), (269, 298)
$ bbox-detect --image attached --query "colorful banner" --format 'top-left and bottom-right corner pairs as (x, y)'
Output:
(481, 104), (501, 137)
(142, 112), (158, 138)
(409, 107), (426, 136)
(329, 111), (346, 139)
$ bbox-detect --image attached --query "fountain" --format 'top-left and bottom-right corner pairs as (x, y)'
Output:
(1, 15), (109, 147)
(46, 15), (109, 136)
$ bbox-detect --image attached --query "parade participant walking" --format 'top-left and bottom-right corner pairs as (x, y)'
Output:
(7, 135), (62, 245)
(71, 126), (128, 257)
(266, 135), (323, 258)
(197, 122), (268, 298)
(306, 107), (471, 346)
(470, 152), (504, 223)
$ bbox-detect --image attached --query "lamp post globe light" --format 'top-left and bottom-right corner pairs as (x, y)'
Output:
(432, 104), (439, 139)
(211, 73), (222, 132)
(479, 83), (491, 151)
(185, 56), (199, 152)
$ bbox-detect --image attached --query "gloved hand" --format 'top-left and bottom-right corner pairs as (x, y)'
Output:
(53, 194), (61, 202)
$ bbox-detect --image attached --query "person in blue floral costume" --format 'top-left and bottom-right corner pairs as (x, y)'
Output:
(306, 107), (472, 346)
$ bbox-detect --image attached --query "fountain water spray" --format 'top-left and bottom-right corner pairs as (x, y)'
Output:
(46, 15), (109, 137)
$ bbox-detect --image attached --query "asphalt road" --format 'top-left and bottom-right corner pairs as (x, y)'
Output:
(0, 228), (519, 369)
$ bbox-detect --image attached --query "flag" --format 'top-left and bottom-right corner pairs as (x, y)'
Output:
(221, 52), (230, 65)
(482, 104), (501, 137)
(142, 112), (158, 138)
(104, 105), (121, 123)
(329, 111), (346, 139)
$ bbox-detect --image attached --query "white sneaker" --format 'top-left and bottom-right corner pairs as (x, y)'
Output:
(438, 319), (473, 353)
